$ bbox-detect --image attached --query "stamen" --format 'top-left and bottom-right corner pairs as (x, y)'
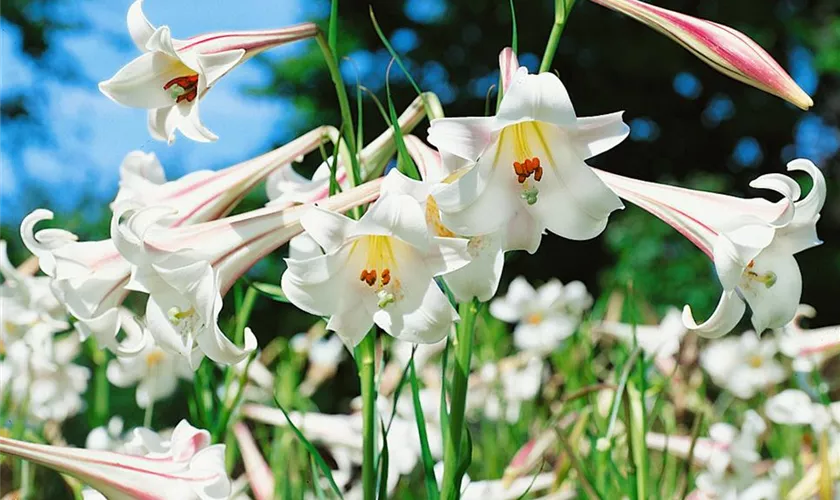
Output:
(512, 157), (542, 184)
(167, 306), (196, 325)
(163, 75), (200, 103)
(381, 268), (391, 286)
(534, 165), (543, 182)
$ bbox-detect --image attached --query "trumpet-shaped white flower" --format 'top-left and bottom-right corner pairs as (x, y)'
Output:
(776, 304), (840, 372)
(597, 307), (687, 359)
(111, 180), (382, 367)
(0, 334), (89, 422)
(0, 420), (231, 500)
(0, 241), (68, 345)
(428, 48), (627, 246)
(490, 276), (592, 354)
(597, 158), (826, 337)
(106, 310), (194, 408)
(22, 129), (337, 354)
(100, 0), (317, 143)
(700, 331), (787, 399)
(281, 171), (472, 346)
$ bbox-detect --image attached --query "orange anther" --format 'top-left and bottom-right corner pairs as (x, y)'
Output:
(517, 174), (527, 184)
(381, 268), (391, 286)
(164, 74), (200, 103)
(366, 270), (377, 286)
(513, 161), (525, 176)
(534, 166), (543, 182)
(360, 269), (369, 281)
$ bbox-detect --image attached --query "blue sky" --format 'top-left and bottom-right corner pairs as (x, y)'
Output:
(1, 0), (321, 221)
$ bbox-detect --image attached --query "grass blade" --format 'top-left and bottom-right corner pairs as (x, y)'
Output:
(385, 59), (420, 181)
(409, 355), (440, 500)
(271, 396), (345, 499)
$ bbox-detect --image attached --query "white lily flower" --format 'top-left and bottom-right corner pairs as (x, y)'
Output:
(100, 0), (317, 143)
(112, 180), (382, 366)
(490, 276), (592, 354)
(0, 241), (68, 345)
(106, 310), (193, 408)
(0, 420), (231, 500)
(596, 307), (687, 359)
(776, 304), (840, 372)
(428, 47), (627, 246)
(477, 357), (544, 423)
(281, 171), (472, 346)
(700, 331), (787, 399)
(86, 417), (128, 452)
(597, 158), (826, 337)
(0, 333), (90, 422)
(21, 127), (338, 354)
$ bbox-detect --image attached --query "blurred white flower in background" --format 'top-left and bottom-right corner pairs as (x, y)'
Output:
(765, 389), (840, 437)
(490, 276), (592, 354)
(596, 307), (687, 360)
(477, 357), (544, 423)
(85, 416), (128, 452)
(0, 333), (89, 422)
(0, 241), (68, 345)
(700, 331), (787, 399)
(775, 304), (840, 372)
(291, 332), (347, 397)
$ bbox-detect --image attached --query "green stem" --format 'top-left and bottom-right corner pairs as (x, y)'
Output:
(143, 386), (155, 429)
(87, 339), (109, 428)
(539, 0), (576, 73)
(355, 331), (377, 500)
(315, 32), (361, 189)
(441, 299), (479, 499)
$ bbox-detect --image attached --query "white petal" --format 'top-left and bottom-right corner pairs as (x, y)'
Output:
(300, 206), (355, 253)
(713, 224), (774, 290)
(427, 116), (495, 161)
(403, 135), (447, 183)
(327, 300), (376, 348)
(380, 168), (430, 203)
(281, 249), (354, 318)
(127, 0), (156, 51)
(147, 107), (176, 144)
(374, 280), (457, 344)
(355, 192), (429, 250)
(196, 322), (257, 366)
(433, 155), (519, 236)
(171, 97), (218, 143)
(145, 294), (192, 358)
(498, 48), (519, 93)
(683, 290), (746, 338)
(569, 111), (630, 160)
(788, 158), (826, 225)
(196, 50), (245, 87)
(523, 125), (623, 240)
(289, 233), (323, 261)
(99, 51), (191, 109)
(740, 247), (802, 334)
(489, 276), (535, 322)
(765, 389), (814, 425)
(423, 236), (472, 277)
(495, 69), (576, 129)
(443, 234), (504, 302)
(501, 206), (543, 253)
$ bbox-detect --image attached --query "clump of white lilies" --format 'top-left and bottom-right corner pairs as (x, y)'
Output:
(1, 0), (836, 499)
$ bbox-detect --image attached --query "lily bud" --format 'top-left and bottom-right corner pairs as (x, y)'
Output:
(589, 0), (814, 110)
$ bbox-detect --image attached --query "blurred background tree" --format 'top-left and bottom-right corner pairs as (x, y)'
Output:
(2, 0), (839, 330)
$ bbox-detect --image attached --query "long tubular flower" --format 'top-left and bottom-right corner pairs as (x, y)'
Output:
(0, 421), (231, 500)
(111, 179), (382, 366)
(21, 127), (338, 353)
(231, 423), (274, 500)
(99, 0), (318, 143)
(428, 47), (628, 246)
(588, 0), (814, 110)
(777, 304), (840, 371)
(596, 158), (825, 337)
(280, 171), (472, 346)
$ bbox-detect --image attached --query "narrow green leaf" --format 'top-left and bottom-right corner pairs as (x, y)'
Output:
(328, 0), (339, 59)
(410, 356), (440, 500)
(311, 456), (327, 500)
(385, 61), (420, 181)
(510, 0), (518, 54)
(369, 8), (423, 96)
(377, 418), (390, 500)
(271, 396), (345, 499)
(251, 282), (290, 303)
(454, 426), (473, 495)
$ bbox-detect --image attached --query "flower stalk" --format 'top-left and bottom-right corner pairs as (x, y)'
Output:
(354, 330), (378, 499)
(441, 298), (479, 499)
(539, 0), (577, 73)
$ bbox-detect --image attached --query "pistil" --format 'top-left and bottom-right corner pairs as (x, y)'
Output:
(163, 75), (200, 103)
